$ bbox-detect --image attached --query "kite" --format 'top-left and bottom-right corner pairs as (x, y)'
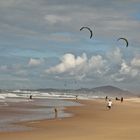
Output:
(117, 38), (129, 47)
(80, 26), (93, 39)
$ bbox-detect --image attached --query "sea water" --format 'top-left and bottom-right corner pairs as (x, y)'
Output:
(0, 90), (103, 132)
(0, 92), (82, 132)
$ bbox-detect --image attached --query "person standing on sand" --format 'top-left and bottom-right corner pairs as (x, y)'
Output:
(105, 96), (108, 101)
(107, 99), (112, 110)
(121, 97), (123, 102)
(76, 95), (78, 100)
(54, 108), (58, 118)
(29, 95), (32, 99)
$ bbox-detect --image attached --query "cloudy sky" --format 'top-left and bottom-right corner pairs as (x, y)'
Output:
(0, 0), (140, 92)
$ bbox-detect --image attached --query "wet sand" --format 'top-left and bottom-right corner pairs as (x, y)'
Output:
(1, 99), (140, 140)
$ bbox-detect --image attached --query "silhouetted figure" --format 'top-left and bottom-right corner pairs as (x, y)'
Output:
(29, 95), (32, 99)
(76, 95), (78, 100)
(105, 96), (108, 101)
(121, 97), (123, 102)
(54, 108), (58, 118)
(115, 97), (120, 101)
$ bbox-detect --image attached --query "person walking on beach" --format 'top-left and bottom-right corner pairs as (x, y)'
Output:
(107, 99), (112, 110)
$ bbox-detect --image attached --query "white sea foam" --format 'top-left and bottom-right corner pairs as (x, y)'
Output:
(6, 93), (19, 98)
(0, 93), (20, 99)
(5, 89), (106, 100)
(0, 95), (5, 99)
(41, 92), (101, 100)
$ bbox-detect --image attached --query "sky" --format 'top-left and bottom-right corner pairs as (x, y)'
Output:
(0, 0), (140, 92)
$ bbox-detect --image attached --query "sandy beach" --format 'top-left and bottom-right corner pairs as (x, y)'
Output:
(0, 99), (140, 140)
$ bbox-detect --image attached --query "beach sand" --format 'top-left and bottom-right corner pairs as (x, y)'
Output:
(0, 99), (140, 140)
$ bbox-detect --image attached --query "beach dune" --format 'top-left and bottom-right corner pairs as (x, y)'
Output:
(1, 99), (140, 140)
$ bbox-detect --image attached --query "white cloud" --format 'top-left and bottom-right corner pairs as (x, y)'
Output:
(28, 58), (44, 67)
(119, 60), (140, 77)
(46, 51), (140, 83)
(88, 55), (108, 74)
(111, 59), (140, 82)
(46, 53), (87, 74)
(131, 57), (140, 68)
(46, 53), (109, 79)
(120, 61), (131, 75)
(107, 48), (123, 64)
(45, 15), (71, 25)
(119, 61), (138, 77)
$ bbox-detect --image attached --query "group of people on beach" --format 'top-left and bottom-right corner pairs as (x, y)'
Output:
(105, 96), (124, 110)
(115, 97), (123, 102)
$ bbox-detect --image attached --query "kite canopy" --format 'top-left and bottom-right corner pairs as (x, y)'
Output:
(80, 26), (93, 39)
(117, 38), (129, 47)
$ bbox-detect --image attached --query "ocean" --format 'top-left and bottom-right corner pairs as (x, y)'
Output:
(0, 90), (104, 132)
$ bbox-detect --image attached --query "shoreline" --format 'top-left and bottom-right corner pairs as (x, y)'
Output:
(1, 98), (140, 140)
(0, 98), (80, 132)
(13, 99), (84, 131)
